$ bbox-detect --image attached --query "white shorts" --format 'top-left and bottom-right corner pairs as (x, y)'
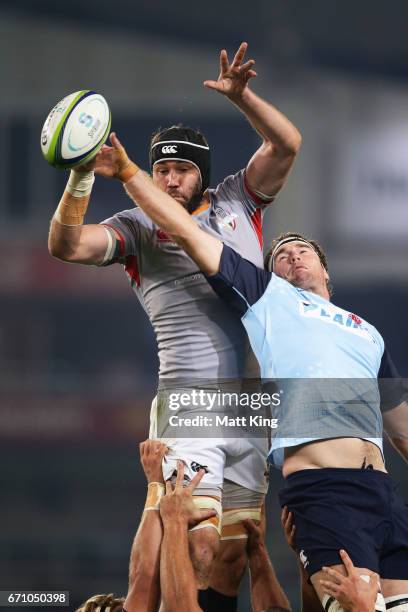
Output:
(149, 395), (269, 501)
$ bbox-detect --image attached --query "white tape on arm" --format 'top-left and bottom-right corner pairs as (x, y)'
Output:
(54, 170), (95, 225)
(101, 226), (115, 264)
(66, 169), (95, 198)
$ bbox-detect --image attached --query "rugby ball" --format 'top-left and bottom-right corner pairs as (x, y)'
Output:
(41, 90), (111, 169)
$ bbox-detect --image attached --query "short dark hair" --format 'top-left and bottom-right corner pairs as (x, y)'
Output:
(265, 231), (333, 296)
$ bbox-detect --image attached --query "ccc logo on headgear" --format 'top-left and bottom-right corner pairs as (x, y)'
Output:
(162, 145), (177, 154)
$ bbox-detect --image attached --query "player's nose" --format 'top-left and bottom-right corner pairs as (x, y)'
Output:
(166, 170), (180, 186)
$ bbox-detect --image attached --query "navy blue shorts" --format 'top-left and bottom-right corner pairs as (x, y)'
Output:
(279, 468), (408, 579)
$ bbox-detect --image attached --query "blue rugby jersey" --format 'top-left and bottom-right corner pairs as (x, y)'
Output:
(207, 245), (400, 467)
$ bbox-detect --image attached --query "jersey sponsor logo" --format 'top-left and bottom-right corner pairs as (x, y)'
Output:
(190, 461), (209, 474)
(299, 549), (309, 569)
(214, 206), (238, 231)
(299, 301), (377, 343)
(162, 145), (177, 154)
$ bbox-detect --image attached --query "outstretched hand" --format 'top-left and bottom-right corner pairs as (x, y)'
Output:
(75, 132), (136, 181)
(160, 461), (217, 528)
(204, 42), (257, 101)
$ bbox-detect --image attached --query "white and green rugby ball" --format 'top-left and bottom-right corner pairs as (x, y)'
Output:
(41, 90), (111, 169)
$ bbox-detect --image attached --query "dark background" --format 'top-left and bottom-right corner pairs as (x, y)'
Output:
(0, 1), (407, 610)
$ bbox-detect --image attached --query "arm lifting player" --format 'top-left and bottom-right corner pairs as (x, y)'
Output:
(244, 506), (291, 612)
(76, 442), (215, 612)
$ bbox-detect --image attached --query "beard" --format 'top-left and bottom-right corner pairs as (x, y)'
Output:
(187, 184), (205, 214)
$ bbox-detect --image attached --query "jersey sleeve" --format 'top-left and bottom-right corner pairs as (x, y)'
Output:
(212, 169), (273, 216)
(100, 208), (154, 265)
(206, 244), (271, 317)
(378, 347), (408, 412)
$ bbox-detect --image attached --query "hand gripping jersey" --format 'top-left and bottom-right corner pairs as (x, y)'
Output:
(207, 245), (403, 467)
(101, 171), (267, 381)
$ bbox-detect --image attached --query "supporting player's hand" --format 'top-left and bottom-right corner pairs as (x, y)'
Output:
(160, 461), (217, 528)
(76, 133), (139, 182)
(281, 506), (297, 552)
(140, 439), (168, 484)
(320, 550), (380, 612)
(203, 42), (257, 102)
(243, 503), (266, 556)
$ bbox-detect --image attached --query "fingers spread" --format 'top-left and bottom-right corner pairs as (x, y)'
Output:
(175, 460), (184, 490)
(220, 49), (229, 73)
(188, 468), (205, 492)
(231, 41), (248, 67)
(339, 549), (354, 575)
(110, 132), (123, 150)
(240, 59), (255, 72)
(203, 80), (223, 91)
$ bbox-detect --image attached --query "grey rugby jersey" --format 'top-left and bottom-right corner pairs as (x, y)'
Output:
(101, 170), (270, 380)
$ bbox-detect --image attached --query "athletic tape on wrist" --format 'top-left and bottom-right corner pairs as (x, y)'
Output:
(53, 170), (95, 225)
(66, 170), (95, 198)
(144, 482), (165, 511)
(54, 197), (89, 226)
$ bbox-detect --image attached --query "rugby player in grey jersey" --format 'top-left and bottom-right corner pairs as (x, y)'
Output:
(48, 42), (301, 608)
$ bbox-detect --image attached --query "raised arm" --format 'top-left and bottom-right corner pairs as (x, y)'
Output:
(281, 508), (322, 612)
(159, 463), (217, 612)
(204, 42), (302, 201)
(244, 507), (291, 612)
(48, 168), (111, 264)
(47, 144), (132, 264)
(124, 440), (167, 612)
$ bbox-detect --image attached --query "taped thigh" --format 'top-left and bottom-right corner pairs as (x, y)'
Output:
(385, 595), (408, 611)
(189, 496), (222, 535)
(322, 593), (386, 612)
(220, 479), (264, 541)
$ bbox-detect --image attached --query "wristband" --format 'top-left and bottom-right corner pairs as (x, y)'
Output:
(53, 170), (94, 225)
(117, 161), (140, 183)
(144, 482), (165, 511)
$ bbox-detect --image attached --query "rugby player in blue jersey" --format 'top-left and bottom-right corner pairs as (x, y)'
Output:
(98, 135), (408, 612)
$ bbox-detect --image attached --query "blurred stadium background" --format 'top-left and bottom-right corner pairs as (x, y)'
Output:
(1, 1), (407, 609)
